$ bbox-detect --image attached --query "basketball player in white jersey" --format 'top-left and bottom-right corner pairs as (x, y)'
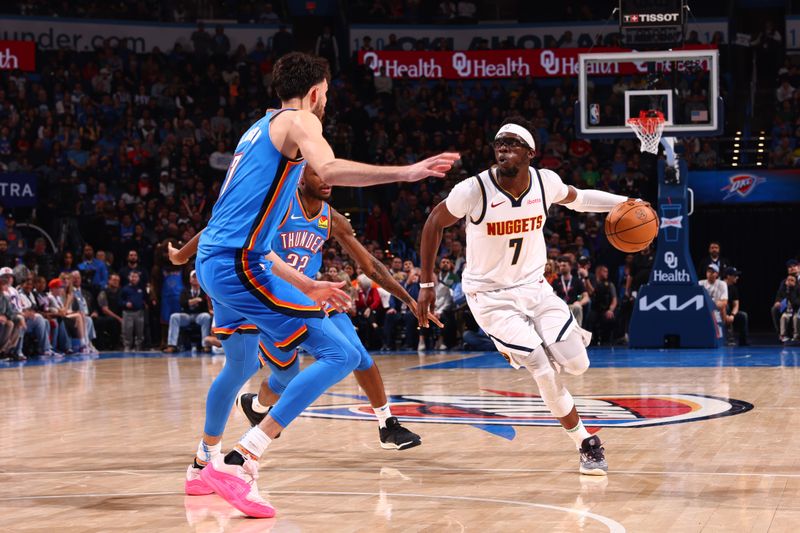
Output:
(418, 116), (637, 475)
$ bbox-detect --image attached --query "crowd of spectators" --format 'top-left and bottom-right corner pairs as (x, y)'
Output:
(770, 57), (800, 167)
(0, 12), (795, 358)
(8, 1), (286, 24)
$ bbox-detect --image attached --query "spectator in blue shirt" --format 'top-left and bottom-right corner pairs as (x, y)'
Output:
(78, 244), (108, 290)
(120, 271), (146, 351)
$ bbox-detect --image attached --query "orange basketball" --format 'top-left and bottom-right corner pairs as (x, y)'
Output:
(604, 200), (659, 253)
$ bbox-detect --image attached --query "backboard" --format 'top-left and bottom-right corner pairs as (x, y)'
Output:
(576, 49), (721, 139)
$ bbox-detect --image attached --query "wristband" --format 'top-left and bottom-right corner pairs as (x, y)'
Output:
(419, 282), (435, 289)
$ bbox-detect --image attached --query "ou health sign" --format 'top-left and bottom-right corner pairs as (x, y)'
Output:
(0, 41), (35, 71)
(689, 170), (800, 204)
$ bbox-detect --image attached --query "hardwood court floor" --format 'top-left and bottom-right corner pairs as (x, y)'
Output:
(2, 346), (800, 532)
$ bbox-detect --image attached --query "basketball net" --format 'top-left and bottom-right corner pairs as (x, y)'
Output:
(626, 110), (666, 155)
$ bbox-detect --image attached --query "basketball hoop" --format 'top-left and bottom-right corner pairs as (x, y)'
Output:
(627, 110), (666, 154)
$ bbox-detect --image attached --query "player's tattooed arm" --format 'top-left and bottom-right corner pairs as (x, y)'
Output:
(330, 208), (441, 326)
(169, 230), (202, 265)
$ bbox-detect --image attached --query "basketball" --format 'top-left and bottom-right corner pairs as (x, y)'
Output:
(604, 200), (659, 253)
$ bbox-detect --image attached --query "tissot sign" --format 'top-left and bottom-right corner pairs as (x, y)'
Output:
(0, 41), (35, 71)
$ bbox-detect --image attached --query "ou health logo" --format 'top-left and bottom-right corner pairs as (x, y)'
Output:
(721, 174), (766, 200)
(303, 390), (752, 440)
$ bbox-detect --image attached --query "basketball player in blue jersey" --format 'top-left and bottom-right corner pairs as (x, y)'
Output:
(190, 52), (459, 518)
(171, 166), (441, 452)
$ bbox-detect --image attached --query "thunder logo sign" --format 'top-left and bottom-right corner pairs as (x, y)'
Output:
(303, 390), (752, 440)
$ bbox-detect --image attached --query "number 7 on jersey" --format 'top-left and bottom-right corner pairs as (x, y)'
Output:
(509, 238), (523, 265)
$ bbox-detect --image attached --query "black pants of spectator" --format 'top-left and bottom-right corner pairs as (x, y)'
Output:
(382, 311), (402, 349)
(730, 311), (749, 345)
(94, 315), (122, 351)
(618, 296), (635, 336)
(588, 311), (617, 345)
(437, 308), (458, 348)
(771, 306), (781, 334)
(354, 311), (381, 350)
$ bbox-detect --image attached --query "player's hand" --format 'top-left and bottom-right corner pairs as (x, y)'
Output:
(305, 280), (350, 312)
(407, 152), (461, 181)
(416, 287), (436, 328)
(407, 298), (443, 328)
(167, 242), (187, 265)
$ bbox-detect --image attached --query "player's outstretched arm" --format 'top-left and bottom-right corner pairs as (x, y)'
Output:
(290, 111), (459, 186)
(330, 209), (442, 327)
(417, 201), (461, 328)
(168, 231), (202, 265)
(557, 185), (635, 212)
(265, 250), (350, 311)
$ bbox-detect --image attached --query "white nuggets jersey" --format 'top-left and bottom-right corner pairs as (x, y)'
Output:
(445, 166), (569, 293)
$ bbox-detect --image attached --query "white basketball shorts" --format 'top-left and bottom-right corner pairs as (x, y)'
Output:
(467, 280), (576, 364)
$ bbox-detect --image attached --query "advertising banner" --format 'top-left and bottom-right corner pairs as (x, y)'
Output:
(689, 169), (800, 204)
(351, 19), (728, 51)
(786, 16), (800, 51)
(0, 16), (284, 54)
(358, 47), (714, 79)
(629, 159), (721, 348)
(0, 40), (35, 71)
(0, 173), (37, 207)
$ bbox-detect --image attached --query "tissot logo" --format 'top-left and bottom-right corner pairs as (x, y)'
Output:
(302, 391), (752, 439)
(623, 12), (681, 24)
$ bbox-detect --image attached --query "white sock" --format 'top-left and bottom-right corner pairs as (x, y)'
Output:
(373, 402), (392, 428)
(252, 395), (270, 414)
(237, 426), (272, 459)
(196, 440), (222, 466)
(565, 420), (592, 449)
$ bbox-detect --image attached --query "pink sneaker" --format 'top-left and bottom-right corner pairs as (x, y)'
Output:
(199, 456), (276, 518)
(185, 464), (214, 495)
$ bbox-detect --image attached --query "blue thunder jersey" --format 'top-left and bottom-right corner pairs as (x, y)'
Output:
(198, 109), (305, 258)
(273, 190), (331, 279)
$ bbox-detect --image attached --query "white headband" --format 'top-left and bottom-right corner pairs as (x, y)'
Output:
(495, 124), (535, 151)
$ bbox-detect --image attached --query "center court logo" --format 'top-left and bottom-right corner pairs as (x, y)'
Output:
(303, 390), (752, 438)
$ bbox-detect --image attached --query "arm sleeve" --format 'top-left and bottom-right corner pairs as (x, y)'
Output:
(562, 187), (628, 213)
(445, 177), (481, 219)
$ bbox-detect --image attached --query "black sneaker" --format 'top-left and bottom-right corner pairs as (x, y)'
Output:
(579, 436), (608, 476)
(236, 393), (281, 438)
(379, 417), (421, 450)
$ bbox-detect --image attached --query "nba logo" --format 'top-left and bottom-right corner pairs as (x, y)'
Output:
(589, 103), (600, 125)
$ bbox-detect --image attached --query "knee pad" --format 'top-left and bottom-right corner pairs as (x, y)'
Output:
(546, 329), (590, 376)
(526, 345), (574, 418)
(268, 359), (300, 395)
(355, 345), (374, 372)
